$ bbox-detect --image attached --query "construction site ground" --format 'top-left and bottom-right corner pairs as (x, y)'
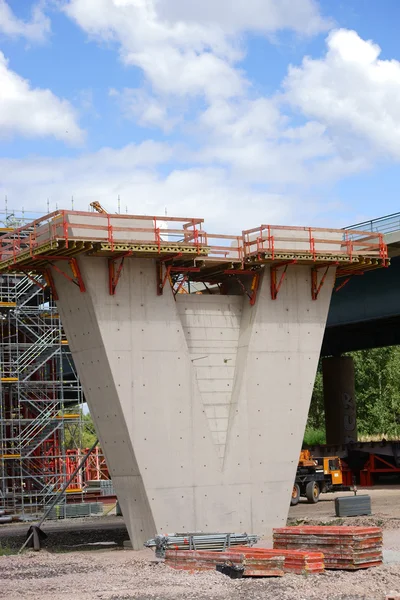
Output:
(2, 487), (400, 600)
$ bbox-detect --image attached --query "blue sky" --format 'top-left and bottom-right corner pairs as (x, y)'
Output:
(0, 0), (399, 232)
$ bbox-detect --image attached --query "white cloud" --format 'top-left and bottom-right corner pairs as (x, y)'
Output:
(284, 29), (400, 159)
(0, 51), (84, 143)
(0, 0), (50, 42)
(64, 0), (329, 102)
(0, 143), (293, 232)
(110, 87), (180, 131)
(65, 0), (246, 101)
(156, 0), (331, 36)
(199, 97), (284, 142)
(63, 0), (351, 190)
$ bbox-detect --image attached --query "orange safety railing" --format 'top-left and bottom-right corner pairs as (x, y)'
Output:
(0, 210), (208, 262)
(242, 224), (387, 262)
(0, 210), (388, 265)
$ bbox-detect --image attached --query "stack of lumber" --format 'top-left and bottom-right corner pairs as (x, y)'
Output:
(165, 549), (285, 577)
(230, 546), (325, 574)
(273, 526), (382, 570)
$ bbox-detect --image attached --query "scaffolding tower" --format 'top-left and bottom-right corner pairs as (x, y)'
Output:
(0, 269), (88, 516)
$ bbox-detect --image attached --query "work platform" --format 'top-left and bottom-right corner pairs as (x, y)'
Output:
(0, 210), (388, 294)
(0, 211), (389, 548)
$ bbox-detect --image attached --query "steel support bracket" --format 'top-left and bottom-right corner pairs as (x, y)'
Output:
(170, 267), (201, 299)
(311, 265), (330, 300)
(17, 269), (47, 292)
(249, 273), (260, 306)
(335, 271), (365, 294)
(43, 268), (58, 300)
(109, 252), (132, 296)
(156, 254), (184, 296)
(224, 270), (261, 306)
(156, 262), (172, 296)
(270, 261), (296, 300)
(34, 256), (86, 297)
(157, 262), (200, 297)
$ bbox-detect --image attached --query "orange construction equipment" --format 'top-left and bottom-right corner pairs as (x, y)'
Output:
(292, 451), (349, 505)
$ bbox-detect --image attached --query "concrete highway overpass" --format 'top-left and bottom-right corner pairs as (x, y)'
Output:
(323, 212), (400, 356)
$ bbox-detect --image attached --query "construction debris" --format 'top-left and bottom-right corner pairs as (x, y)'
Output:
(273, 526), (383, 570)
(144, 533), (260, 558)
(165, 549), (285, 577)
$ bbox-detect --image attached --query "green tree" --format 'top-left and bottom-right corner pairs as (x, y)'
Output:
(63, 410), (97, 450)
(353, 347), (400, 438)
(307, 364), (324, 430)
(305, 347), (400, 443)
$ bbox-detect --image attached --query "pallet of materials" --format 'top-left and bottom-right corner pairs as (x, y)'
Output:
(165, 549), (285, 577)
(273, 526), (382, 570)
(230, 546), (325, 574)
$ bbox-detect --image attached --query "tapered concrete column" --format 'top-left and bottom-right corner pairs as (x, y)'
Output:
(322, 356), (357, 445)
(51, 257), (336, 548)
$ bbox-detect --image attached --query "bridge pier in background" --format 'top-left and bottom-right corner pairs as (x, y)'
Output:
(322, 356), (357, 445)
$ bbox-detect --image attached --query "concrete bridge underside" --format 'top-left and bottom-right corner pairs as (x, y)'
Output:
(53, 257), (334, 548)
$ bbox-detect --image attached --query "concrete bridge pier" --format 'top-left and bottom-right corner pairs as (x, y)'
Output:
(323, 356), (357, 445)
(0, 211), (385, 549)
(51, 257), (335, 548)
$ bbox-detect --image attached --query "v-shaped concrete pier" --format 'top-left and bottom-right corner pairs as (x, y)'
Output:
(53, 257), (334, 547)
(0, 211), (387, 549)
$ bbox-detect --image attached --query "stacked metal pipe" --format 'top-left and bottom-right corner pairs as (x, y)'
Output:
(144, 532), (260, 558)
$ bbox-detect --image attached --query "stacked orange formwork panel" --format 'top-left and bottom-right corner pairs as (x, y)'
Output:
(165, 550), (285, 577)
(273, 526), (383, 570)
(231, 547), (325, 574)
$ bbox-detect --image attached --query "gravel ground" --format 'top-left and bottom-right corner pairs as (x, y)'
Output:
(2, 548), (400, 600)
(2, 488), (400, 599)
(0, 516), (128, 551)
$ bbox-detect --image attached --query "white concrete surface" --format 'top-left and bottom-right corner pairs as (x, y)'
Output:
(52, 257), (335, 549)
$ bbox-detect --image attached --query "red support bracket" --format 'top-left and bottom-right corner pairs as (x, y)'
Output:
(335, 271), (365, 293)
(156, 263), (200, 297)
(157, 262), (172, 296)
(108, 252), (132, 296)
(270, 261), (296, 300)
(311, 265), (330, 300)
(156, 254), (183, 296)
(18, 269), (47, 291)
(107, 214), (114, 252)
(223, 270), (261, 305)
(335, 277), (351, 293)
(249, 273), (260, 306)
(37, 256), (86, 294)
(44, 268), (58, 300)
(174, 275), (188, 297)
